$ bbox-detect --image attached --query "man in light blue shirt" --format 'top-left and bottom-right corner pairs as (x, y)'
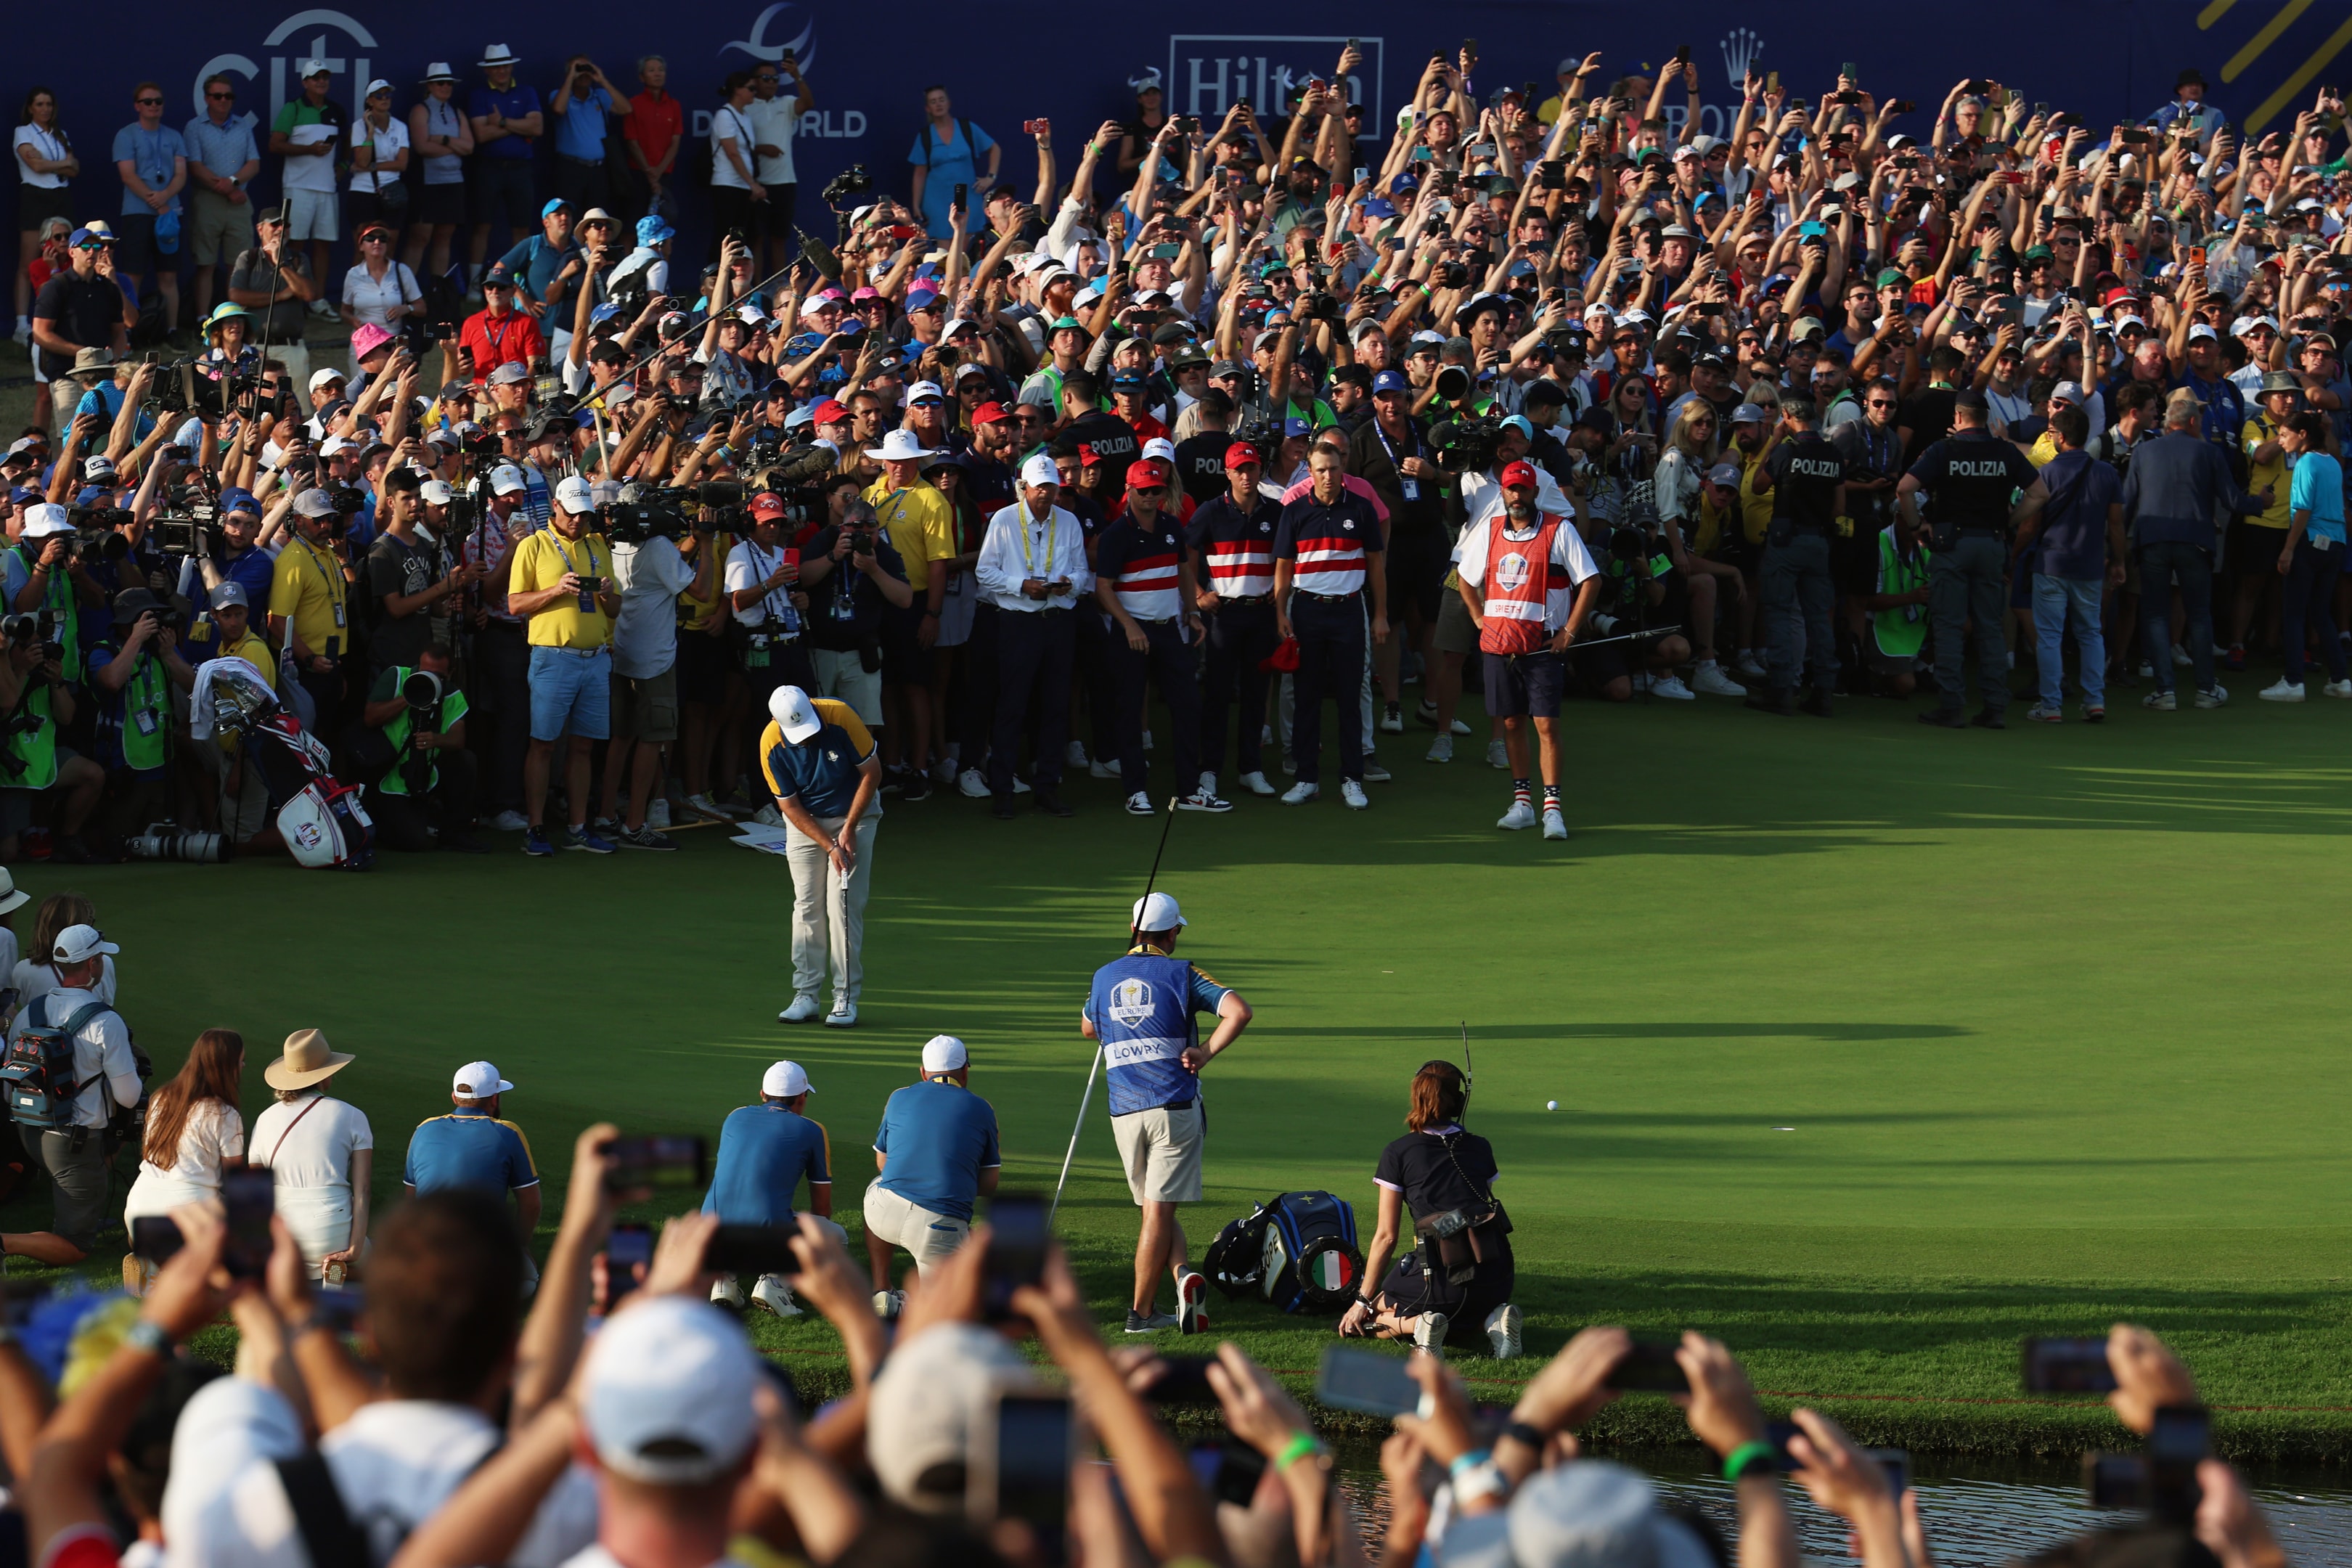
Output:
(113, 86), (187, 337)
(2264, 409), (2352, 700)
(864, 1034), (1000, 1315)
(550, 55), (632, 214)
(182, 75), (260, 319)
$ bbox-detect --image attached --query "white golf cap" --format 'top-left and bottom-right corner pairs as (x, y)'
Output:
(867, 1323), (1042, 1513)
(0, 869), (29, 918)
(769, 685), (821, 743)
(488, 464), (529, 496)
(22, 504), (70, 539)
(293, 489), (339, 518)
(761, 1060), (812, 1098)
(420, 479), (456, 506)
(452, 1061), (514, 1097)
(555, 474), (595, 512)
(1019, 452), (1061, 488)
(52, 923), (119, 964)
(1132, 891), (1185, 932)
(1141, 436), (1177, 464)
(921, 1035), (968, 1073)
(299, 57), (332, 78)
(308, 367), (346, 391)
(905, 380), (945, 404)
(862, 429), (939, 463)
(581, 1297), (761, 1484)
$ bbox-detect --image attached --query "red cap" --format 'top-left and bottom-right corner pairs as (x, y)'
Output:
(748, 491), (788, 520)
(810, 399), (849, 425)
(1500, 460), (1539, 490)
(1077, 442), (1103, 465)
(2101, 286), (2136, 308)
(971, 401), (1010, 425)
(1223, 441), (1262, 470)
(1127, 460), (1169, 489)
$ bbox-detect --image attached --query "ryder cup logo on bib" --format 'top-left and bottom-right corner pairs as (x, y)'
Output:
(1493, 552), (1532, 592)
(1108, 977), (1156, 1024)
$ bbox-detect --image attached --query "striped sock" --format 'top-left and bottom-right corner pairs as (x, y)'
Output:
(1512, 779), (1532, 806)
(1543, 785), (1561, 809)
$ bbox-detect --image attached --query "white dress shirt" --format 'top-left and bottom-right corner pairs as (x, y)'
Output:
(976, 502), (1093, 611)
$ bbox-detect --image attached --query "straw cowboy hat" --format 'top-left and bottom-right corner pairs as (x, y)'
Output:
(264, 1028), (354, 1091)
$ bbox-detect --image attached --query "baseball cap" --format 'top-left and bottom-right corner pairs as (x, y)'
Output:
(452, 1061), (514, 1097)
(488, 361), (530, 386)
(1019, 453), (1061, 488)
(1705, 463), (1744, 487)
(1371, 369), (1410, 394)
(481, 263), (515, 288)
(1730, 402), (1768, 424)
(581, 1297), (761, 1485)
(906, 380), (946, 404)
(921, 1035), (968, 1073)
(970, 401), (1010, 424)
(1132, 891), (1186, 932)
(209, 581), (251, 611)
(554, 475), (595, 513)
(2050, 382), (2088, 406)
(487, 465), (529, 497)
(219, 486), (261, 517)
(769, 685), (822, 743)
(52, 924), (119, 964)
(761, 1061), (813, 1098)
(867, 1324), (1043, 1513)
(293, 489), (339, 519)
(299, 58), (331, 78)
(748, 491), (788, 520)
(308, 366), (347, 393)
(542, 197), (570, 219)
(2187, 322), (2219, 342)
(420, 479), (456, 506)
(811, 399), (849, 424)
(1442, 1461), (1715, 1568)
(1499, 460), (1540, 489)
(1219, 441), (1262, 470)
(1122, 459), (1165, 491)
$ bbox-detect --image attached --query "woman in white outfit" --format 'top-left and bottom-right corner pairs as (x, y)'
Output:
(121, 1027), (245, 1291)
(248, 1028), (372, 1281)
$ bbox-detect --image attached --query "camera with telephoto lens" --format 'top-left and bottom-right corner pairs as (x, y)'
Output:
(125, 825), (230, 864)
(822, 165), (873, 205)
(1427, 413), (1503, 473)
(601, 484), (690, 545)
(398, 668), (444, 796)
(68, 507), (133, 563)
(1, 611), (65, 665)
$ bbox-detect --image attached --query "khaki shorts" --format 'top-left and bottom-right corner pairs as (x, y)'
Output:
(862, 1181), (971, 1273)
(188, 189), (253, 266)
(809, 645), (884, 727)
(609, 664), (679, 743)
(1112, 1099), (1204, 1206)
(1434, 584), (1480, 655)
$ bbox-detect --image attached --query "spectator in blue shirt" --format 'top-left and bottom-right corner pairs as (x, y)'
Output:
(181, 75), (261, 321)
(703, 1059), (836, 1318)
(549, 55), (632, 216)
(112, 83), (187, 338)
(2263, 410), (2352, 701)
(864, 1034), (1000, 1317)
(907, 86), (997, 240)
(467, 44), (545, 284)
(401, 1061), (541, 1244)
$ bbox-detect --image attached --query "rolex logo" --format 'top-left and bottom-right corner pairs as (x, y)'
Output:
(1720, 28), (1763, 89)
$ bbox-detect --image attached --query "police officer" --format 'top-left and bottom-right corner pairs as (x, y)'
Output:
(1097, 460), (1228, 816)
(1898, 388), (2041, 729)
(1745, 399), (1847, 717)
(1184, 442), (1283, 798)
(1080, 891), (1252, 1335)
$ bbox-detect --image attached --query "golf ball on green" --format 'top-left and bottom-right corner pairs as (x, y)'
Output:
(1545, 1100), (1558, 1111)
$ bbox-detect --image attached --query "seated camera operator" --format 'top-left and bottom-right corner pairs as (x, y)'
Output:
(0, 616), (102, 862)
(366, 467), (480, 676)
(89, 588), (198, 847)
(6, 506), (104, 690)
(798, 494), (911, 738)
(359, 641), (484, 853)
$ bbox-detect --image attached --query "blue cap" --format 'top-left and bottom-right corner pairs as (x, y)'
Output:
(637, 214), (674, 245)
(1500, 415), (1535, 438)
(1371, 369), (1409, 394)
(589, 303), (621, 324)
(219, 486), (260, 515)
(68, 226), (112, 248)
(7, 486), (38, 505)
(542, 197), (571, 218)
(1283, 417), (1311, 436)
(1388, 173), (1418, 195)
(73, 485), (107, 507)
(1362, 197), (1397, 219)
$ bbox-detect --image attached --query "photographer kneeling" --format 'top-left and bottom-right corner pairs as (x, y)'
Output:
(1336, 1059), (1519, 1359)
(1579, 523), (1694, 703)
(0, 608), (102, 863)
(357, 642), (485, 853)
(89, 588), (199, 853)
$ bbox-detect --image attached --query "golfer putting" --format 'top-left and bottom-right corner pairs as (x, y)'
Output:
(1079, 890), (1253, 1334)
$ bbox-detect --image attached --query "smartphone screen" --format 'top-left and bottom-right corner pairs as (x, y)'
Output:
(1190, 1439), (1267, 1506)
(603, 1135), (709, 1191)
(1606, 1339), (1691, 1393)
(2022, 1336), (2118, 1393)
(1317, 1345), (1421, 1417)
(130, 1215), (185, 1267)
(989, 1395), (1072, 1556)
(1145, 1355), (1221, 1404)
(984, 1192), (1049, 1319)
(1869, 1447), (1910, 1498)
(607, 1222), (653, 1304)
(221, 1167), (276, 1279)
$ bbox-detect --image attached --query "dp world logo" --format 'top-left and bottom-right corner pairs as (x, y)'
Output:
(706, 4), (867, 141)
(1108, 977), (1156, 1025)
(190, 9), (380, 124)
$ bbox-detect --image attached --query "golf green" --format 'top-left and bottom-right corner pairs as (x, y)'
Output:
(7, 690), (2349, 1458)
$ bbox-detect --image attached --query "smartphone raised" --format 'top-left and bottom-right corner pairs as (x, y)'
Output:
(2022, 1336), (2118, 1393)
(704, 1222), (800, 1278)
(974, 1392), (1074, 1550)
(130, 1215), (185, 1267)
(603, 1134), (708, 1191)
(222, 1167), (275, 1279)
(1605, 1338), (1691, 1393)
(1143, 1355), (1221, 1403)
(1190, 1439), (1267, 1507)
(1317, 1345), (1423, 1417)
(983, 1191), (1050, 1320)
(1766, 70), (1780, 94)
(309, 1285), (366, 1333)
(1869, 1447), (1910, 1499)
(952, 182), (968, 211)
(606, 1222), (653, 1304)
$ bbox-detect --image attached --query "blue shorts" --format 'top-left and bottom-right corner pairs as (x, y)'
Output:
(528, 645), (611, 741)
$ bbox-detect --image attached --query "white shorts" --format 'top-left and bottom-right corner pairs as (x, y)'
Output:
(1112, 1099), (1204, 1206)
(862, 1180), (971, 1273)
(286, 188), (339, 242)
(274, 1184), (353, 1278)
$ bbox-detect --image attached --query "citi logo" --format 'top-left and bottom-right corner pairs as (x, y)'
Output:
(191, 9), (377, 123)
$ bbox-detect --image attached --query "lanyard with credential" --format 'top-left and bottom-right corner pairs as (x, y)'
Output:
(298, 536), (346, 628)
(1016, 503), (1058, 584)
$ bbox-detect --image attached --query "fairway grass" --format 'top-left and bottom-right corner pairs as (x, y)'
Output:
(9, 690), (2350, 1458)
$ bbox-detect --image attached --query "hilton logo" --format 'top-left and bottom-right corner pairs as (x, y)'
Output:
(1167, 35), (1383, 126)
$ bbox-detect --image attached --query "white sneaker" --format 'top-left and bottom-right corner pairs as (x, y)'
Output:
(1142, 728), (1153, 751)
(2194, 685), (2229, 709)
(1487, 740), (1509, 769)
(710, 1274), (743, 1308)
(959, 767), (991, 798)
(825, 997), (858, 1027)
(1238, 770), (1276, 795)
(1379, 702), (1404, 733)
(1691, 661), (1747, 697)
(1426, 734), (1453, 763)
(1124, 791), (1154, 815)
(751, 1273), (804, 1318)
(2260, 677), (2307, 703)
(1341, 780), (1370, 810)
(8, 322), (26, 347)
(1485, 1302), (1524, 1360)
(1362, 759), (1392, 783)
(1177, 788), (1233, 813)
(1542, 807), (1567, 841)
(873, 1288), (906, 1320)
(647, 798), (671, 830)
(1090, 760), (1120, 779)
(1498, 799), (1537, 830)
(752, 803), (783, 826)
(1736, 650), (1768, 678)
(1176, 1269), (1209, 1334)
(2171, 642), (2192, 668)
(778, 994), (821, 1024)
(488, 809), (529, 833)
(683, 793), (732, 822)
(1012, 775), (1033, 793)
(1413, 1311), (1450, 1357)
(1066, 740), (1090, 767)
(1281, 781), (1320, 804)
(1650, 674), (1696, 701)
(2326, 680), (2352, 699)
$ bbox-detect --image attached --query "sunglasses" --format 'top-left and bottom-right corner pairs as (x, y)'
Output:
(1866, 399), (1898, 409)
(1130, 483), (1167, 494)
(136, 97), (163, 107)
(207, 90), (236, 100)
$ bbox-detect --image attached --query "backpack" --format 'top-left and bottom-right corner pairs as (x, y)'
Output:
(920, 118), (978, 171)
(1202, 1203), (1275, 1300)
(1, 997), (117, 1130)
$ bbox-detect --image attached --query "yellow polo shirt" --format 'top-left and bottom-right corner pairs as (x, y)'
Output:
(2242, 414), (2292, 528)
(509, 528), (616, 649)
(266, 534), (350, 657)
(862, 478), (956, 596)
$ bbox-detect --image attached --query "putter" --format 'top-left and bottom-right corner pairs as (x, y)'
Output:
(1050, 794), (1180, 1222)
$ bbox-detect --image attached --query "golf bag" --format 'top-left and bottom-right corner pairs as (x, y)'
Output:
(1201, 1191), (1363, 1315)
(193, 659), (375, 870)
